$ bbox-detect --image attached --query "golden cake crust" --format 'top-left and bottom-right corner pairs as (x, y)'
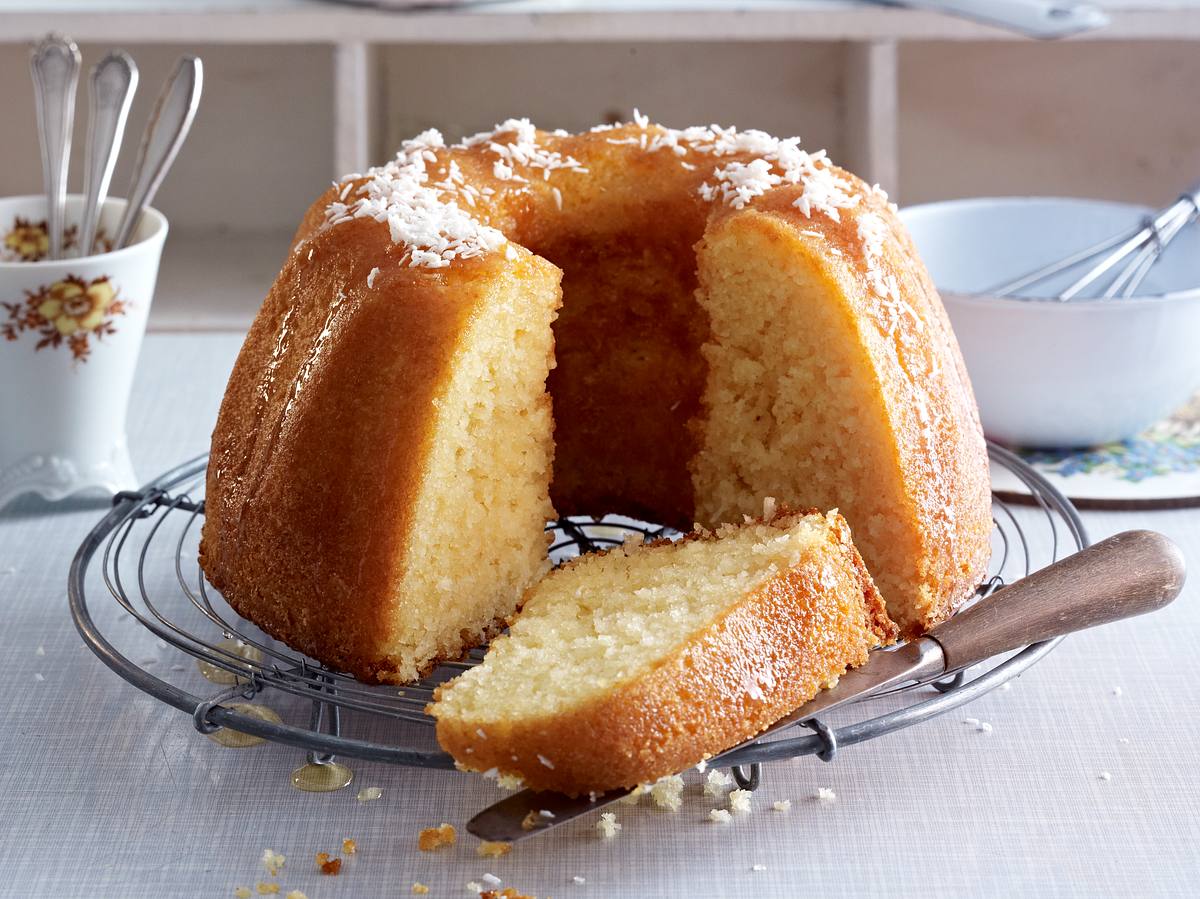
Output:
(431, 510), (896, 795)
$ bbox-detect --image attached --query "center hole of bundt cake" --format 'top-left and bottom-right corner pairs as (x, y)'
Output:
(532, 227), (711, 529)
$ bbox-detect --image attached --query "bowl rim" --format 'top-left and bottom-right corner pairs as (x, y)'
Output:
(0, 193), (168, 270)
(899, 195), (1200, 305)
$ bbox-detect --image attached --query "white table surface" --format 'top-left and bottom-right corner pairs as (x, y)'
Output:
(2, 332), (1198, 899)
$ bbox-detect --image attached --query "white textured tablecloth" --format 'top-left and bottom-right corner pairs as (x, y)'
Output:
(1, 334), (1198, 899)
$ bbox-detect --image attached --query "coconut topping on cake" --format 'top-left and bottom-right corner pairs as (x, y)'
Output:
(322, 114), (867, 271)
(323, 129), (507, 269)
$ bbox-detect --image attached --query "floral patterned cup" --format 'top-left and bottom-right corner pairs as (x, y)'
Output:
(0, 194), (167, 509)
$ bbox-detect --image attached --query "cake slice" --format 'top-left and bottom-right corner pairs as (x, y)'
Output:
(430, 505), (897, 795)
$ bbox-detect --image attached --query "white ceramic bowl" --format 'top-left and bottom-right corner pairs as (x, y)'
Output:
(899, 197), (1200, 448)
(0, 194), (167, 508)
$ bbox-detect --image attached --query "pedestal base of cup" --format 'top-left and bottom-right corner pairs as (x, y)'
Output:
(0, 442), (137, 511)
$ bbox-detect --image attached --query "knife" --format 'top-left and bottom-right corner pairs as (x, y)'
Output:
(468, 529), (1185, 842)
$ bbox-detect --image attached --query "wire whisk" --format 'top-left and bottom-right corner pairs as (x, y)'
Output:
(991, 182), (1200, 301)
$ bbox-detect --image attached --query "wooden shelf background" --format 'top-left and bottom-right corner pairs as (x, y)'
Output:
(1, 0), (1196, 331)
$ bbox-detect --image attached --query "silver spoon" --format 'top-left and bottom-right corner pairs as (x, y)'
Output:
(29, 34), (81, 260)
(79, 51), (138, 258)
(113, 55), (202, 249)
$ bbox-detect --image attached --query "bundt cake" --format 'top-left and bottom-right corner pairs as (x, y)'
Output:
(430, 504), (897, 795)
(199, 114), (991, 684)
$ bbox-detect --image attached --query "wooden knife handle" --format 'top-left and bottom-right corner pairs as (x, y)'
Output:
(930, 530), (1186, 672)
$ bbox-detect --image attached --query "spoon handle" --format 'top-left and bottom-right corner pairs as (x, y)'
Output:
(114, 55), (202, 249)
(80, 51), (138, 258)
(30, 34), (81, 261)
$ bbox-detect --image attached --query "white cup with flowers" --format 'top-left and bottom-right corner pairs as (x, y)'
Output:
(0, 193), (166, 509)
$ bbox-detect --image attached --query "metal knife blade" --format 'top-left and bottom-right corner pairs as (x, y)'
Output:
(466, 637), (946, 842)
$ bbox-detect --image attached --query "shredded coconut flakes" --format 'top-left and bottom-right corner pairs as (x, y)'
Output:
(323, 129), (507, 269)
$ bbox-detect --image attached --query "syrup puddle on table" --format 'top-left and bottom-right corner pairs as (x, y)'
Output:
(192, 639), (354, 791)
(196, 638), (263, 685)
(205, 702), (282, 749)
(290, 761), (355, 792)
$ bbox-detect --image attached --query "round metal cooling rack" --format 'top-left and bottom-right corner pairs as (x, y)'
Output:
(69, 441), (1087, 790)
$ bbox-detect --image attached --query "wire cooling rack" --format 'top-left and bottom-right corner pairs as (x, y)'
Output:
(69, 441), (1087, 790)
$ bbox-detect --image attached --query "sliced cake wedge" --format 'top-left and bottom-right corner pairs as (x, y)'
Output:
(430, 504), (897, 796)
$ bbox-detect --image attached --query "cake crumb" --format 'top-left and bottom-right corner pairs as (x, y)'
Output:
(467, 882), (483, 895)
(255, 883), (280, 895)
(234, 889), (251, 898)
(412, 884), (430, 895)
(342, 838), (357, 855)
(695, 759), (708, 773)
(33, 673), (44, 682)
(978, 721), (993, 734)
(1098, 771), (1112, 781)
(261, 849), (285, 877)
(315, 852), (342, 875)
(496, 773), (524, 792)
(367, 266), (381, 288)
(650, 774), (684, 811)
(617, 784), (645, 805)
(772, 799), (791, 812)
(520, 811), (540, 831)
(539, 809), (555, 819)
(572, 875), (586, 885)
(729, 789), (752, 814)
(478, 841), (513, 858)
(596, 811), (621, 839)
(482, 873), (503, 887)
(357, 786), (382, 802)
(286, 892), (307, 899)
(703, 769), (733, 799)
(419, 823), (458, 851)
(1111, 686), (1123, 697)
(35, 645), (45, 657)
(1119, 737), (1130, 745)
(708, 809), (732, 824)
(816, 787), (836, 803)
(751, 864), (767, 872)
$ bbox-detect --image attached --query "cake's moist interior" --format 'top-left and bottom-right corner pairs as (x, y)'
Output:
(689, 212), (923, 629)
(391, 253), (560, 681)
(435, 512), (845, 722)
